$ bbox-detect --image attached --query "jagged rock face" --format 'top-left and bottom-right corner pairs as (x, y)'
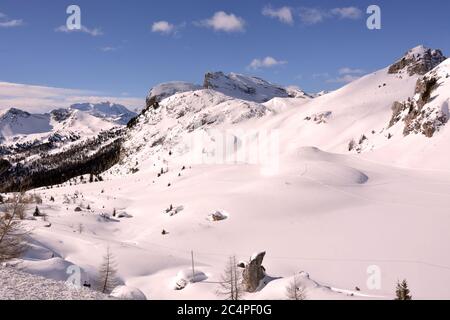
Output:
(203, 72), (289, 103)
(415, 76), (438, 108)
(51, 108), (73, 122)
(388, 70), (448, 137)
(242, 252), (266, 292)
(388, 45), (446, 76)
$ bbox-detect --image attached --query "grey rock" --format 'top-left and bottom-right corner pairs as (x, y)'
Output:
(388, 46), (446, 76)
(242, 251), (266, 292)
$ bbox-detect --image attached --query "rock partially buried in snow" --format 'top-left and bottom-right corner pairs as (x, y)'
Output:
(207, 210), (228, 222)
(117, 211), (133, 218)
(173, 269), (208, 290)
(242, 252), (266, 293)
(110, 286), (147, 300)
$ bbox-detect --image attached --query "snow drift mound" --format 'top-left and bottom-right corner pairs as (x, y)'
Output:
(301, 161), (369, 186)
(297, 147), (368, 186)
(17, 257), (89, 283)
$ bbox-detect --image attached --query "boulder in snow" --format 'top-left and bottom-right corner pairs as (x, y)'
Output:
(110, 285), (147, 300)
(242, 251), (266, 293)
(207, 210), (228, 222)
(173, 269), (207, 290)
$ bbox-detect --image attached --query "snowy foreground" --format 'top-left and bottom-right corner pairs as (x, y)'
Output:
(0, 266), (108, 300)
(2, 46), (450, 300)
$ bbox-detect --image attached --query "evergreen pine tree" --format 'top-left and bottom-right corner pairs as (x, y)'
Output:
(395, 279), (412, 300)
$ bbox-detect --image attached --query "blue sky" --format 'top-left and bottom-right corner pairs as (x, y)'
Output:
(0, 0), (449, 109)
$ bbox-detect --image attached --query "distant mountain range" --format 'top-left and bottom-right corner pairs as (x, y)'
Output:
(0, 102), (136, 145)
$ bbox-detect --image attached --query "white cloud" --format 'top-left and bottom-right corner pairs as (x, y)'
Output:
(262, 6), (294, 25)
(0, 19), (23, 28)
(55, 25), (103, 37)
(198, 11), (245, 32)
(0, 82), (143, 113)
(248, 56), (287, 70)
(339, 67), (365, 75)
(0, 12), (24, 28)
(299, 6), (363, 25)
(299, 8), (327, 25)
(331, 7), (363, 20)
(151, 21), (176, 35)
(326, 74), (361, 84)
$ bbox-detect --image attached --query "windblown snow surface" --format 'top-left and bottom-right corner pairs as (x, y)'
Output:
(3, 49), (450, 300)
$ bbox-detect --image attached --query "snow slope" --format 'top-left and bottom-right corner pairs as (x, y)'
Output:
(3, 45), (450, 300)
(146, 81), (202, 105)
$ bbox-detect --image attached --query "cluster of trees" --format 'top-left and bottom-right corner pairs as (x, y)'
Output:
(0, 136), (123, 193)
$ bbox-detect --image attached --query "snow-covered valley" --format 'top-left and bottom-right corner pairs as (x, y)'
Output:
(2, 45), (450, 300)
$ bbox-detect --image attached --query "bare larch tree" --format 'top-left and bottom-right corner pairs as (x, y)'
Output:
(217, 255), (244, 300)
(0, 194), (27, 262)
(97, 246), (119, 294)
(286, 273), (307, 300)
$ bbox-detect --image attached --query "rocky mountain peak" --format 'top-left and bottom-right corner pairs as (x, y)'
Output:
(1, 108), (31, 120)
(388, 45), (446, 76)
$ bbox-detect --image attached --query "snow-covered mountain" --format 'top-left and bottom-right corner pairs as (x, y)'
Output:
(203, 71), (290, 103)
(114, 89), (272, 175)
(114, 45), (450, 174)
(3, 45), (450, 300)
(0, 102), (135, 145)
(144, 72), (307, 111)
(0, 108), (53, 140)
(146, 82), (202, 109)
(70, 102), (136, 125)
(0, 107), (118, 147)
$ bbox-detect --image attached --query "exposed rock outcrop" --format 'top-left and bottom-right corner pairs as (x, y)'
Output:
(242, 251), (266, 292)
(388, 45), (446, 76)
(388, 63), (449, 138)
